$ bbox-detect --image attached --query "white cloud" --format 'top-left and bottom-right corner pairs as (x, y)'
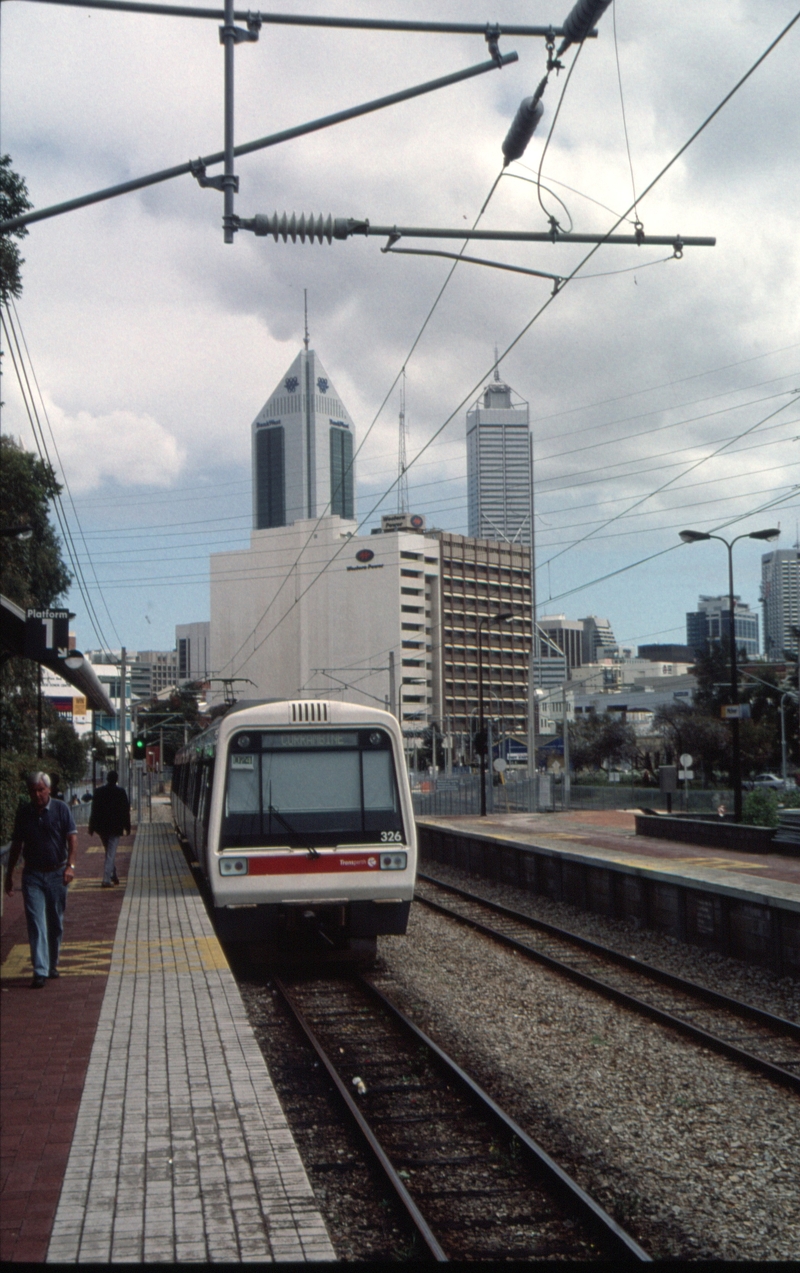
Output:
(42, 398), (186, 494)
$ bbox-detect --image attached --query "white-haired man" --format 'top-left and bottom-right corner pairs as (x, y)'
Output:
(4, 773), (77, 988)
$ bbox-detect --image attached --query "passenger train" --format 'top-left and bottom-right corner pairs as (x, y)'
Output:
(172, 699), (416, 959)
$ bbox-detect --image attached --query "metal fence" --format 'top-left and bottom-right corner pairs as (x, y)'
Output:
(411, 772), (734, 818)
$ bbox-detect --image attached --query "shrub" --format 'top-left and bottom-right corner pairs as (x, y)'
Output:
(778, 786), (800, 809)
(741, 788), (780, 828)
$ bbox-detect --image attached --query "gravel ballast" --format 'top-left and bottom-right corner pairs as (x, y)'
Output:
(372, 873), (800, 1261)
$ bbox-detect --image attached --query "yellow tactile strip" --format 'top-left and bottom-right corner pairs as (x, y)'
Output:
(46, 819), (334, 1264)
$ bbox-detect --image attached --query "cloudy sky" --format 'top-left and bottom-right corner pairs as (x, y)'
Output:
(2, 0), (798, 665)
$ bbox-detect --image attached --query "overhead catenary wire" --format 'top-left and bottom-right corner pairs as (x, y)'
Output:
(223, 10), (800, 679)
(1, 306), (116, 657)
(8, 298), (124, 647)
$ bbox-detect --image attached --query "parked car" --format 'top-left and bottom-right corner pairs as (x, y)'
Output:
(749, 773), (796, 790)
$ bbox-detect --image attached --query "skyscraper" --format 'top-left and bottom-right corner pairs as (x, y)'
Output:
(251, 347), (356, 529)
(466, 370), (531, 546)
(686, 595), (759, 658)
(761, 549), (800, 658)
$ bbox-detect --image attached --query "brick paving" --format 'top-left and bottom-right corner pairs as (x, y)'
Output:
(1, 815), (333, 1264)
(1, 824), (134, 1263)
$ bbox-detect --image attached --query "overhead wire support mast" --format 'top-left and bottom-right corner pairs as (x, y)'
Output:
(12, 0), (592, 40)
(237, 215), (716, 252)
(0, 52), (519, 235)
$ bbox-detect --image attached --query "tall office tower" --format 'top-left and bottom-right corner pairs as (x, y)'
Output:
(580, 615), (618, 663)
(537, 615), (584, 676)
(761, 549), (800, 657)
(251, 347), (356, 529)
(467, 370), (532, 546)
(686, 594), (759, 658)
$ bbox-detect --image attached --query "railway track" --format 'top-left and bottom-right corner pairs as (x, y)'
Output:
(274, 973), (650, 1262)
(415, 873), (800, 1093)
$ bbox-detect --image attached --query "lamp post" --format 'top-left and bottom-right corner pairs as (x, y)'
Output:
(679, 527), (780, 821)
(477, 611), (514, 817)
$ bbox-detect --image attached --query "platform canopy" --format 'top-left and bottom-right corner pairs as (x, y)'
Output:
(1, 594), (115, 715)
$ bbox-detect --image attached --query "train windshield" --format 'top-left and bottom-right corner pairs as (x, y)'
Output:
(221, 728), (404, 848)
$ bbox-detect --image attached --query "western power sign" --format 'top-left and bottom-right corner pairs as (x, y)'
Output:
(25, 608), (70, 659)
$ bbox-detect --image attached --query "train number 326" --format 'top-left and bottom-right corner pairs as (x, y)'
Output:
(380, 831), (403, 842)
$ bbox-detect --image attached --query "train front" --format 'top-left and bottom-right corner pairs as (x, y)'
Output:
(210, 701), (415, 957)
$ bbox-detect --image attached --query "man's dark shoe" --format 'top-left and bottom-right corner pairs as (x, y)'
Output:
(112, 873), (119, 885)
(101, 881), (113, 889)
(48, 969), (60, 979)
(31, 975), (47, 989)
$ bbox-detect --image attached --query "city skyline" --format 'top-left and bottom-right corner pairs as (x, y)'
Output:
(2, 1), (797, 659)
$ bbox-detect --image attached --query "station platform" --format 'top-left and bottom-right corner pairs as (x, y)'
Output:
(1, 806), (334, 1264)
(417, 811), (800, 976)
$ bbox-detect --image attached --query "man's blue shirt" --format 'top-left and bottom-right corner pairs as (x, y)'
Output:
(14, 798), (76, 872)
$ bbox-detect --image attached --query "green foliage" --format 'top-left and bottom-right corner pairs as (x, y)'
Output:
(779, 787), (800, 808)
(567, 712), (637, 773)
(653, 701), (728, 779)
(0, 155), (31, 304)
(0, 435), (72, 608)
(0, 751), (38, 843)
(741, 788), (780, 828)
(46, 719), (90, 786)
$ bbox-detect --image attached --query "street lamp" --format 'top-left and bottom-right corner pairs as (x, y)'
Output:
(679, 527), (780, 820)
(477, 610), (514, 817)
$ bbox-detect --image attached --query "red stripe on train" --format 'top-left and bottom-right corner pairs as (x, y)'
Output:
(246, 853), (381, 875)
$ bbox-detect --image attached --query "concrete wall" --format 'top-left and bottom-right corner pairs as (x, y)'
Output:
(418, 822), (800, 978)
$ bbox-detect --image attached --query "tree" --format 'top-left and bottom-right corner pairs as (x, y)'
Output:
(652, 701), (728, 784)
(0, 435), (72, 608)
(46, 719), (91, 787)
(567, 711), (637, 773)
(0, 438), (72, 838)
(0, 155), (32, 305)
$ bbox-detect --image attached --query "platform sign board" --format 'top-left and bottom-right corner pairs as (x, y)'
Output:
(25, 608), (69, 659)
(678, 770), (694, 781)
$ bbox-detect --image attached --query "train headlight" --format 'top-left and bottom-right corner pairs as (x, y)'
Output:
(380, 851), (407, 871)
(219, 857), (249, 876)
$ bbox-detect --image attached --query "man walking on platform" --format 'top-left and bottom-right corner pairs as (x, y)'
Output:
(4, 773), (77, 988)
(89, 771), (131, 888)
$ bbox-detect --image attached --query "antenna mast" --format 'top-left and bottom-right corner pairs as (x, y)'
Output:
(303, 288), (309, 351)
(397, 369), (409, 515)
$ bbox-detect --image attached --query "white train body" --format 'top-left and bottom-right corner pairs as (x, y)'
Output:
(172, 700), (415, 949)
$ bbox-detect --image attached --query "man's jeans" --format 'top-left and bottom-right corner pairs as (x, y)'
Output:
(101, 835), (120, 885)
(22, 869), (67, 978)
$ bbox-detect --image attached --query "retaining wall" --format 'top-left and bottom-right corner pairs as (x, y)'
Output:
(634, 814), (779, 855)
(417, 822), (800, 979)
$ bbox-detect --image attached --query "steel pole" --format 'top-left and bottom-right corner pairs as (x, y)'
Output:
(781, 693), (789, 787)
(222, 0), (236, 243)
(478, 619), (487, 817)
(727, 543), (743, 822)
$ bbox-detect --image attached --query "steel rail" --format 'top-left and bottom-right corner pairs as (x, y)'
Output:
(358, 975), (652, 1262)
(274, 974), (650, 1261)
(273, 976), (447, 1262)
(418, 873), (800, 1041)
(415, 886), (800, 1094)
(0, 51), (517, 235)
(12, 0), (587, 37)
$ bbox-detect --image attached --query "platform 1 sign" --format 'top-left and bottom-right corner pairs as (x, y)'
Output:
(25, 608), (70, 659)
